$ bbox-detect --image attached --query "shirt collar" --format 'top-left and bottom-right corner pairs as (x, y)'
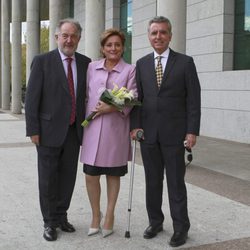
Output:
(58, 48), (76, 61)
(96, 58), (125, 73)
(154, 48), (170, 59)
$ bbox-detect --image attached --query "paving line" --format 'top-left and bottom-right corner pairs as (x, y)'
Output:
(0, 142), (33, 148)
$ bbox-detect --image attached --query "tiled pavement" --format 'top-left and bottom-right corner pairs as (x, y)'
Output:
(0, 109), (250, 250)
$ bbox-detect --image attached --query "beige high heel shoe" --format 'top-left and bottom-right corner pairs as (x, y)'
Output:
(102, 216), (114, 238)
(88, 212), (103, 236)
(102, 228), (113, 238)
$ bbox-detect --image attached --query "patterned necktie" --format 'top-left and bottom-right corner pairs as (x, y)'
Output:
(155, 56), (163, 88)
(66, 57), (76, 125)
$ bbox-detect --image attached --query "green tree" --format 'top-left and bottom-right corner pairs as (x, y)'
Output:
(40, 24), (49, 53)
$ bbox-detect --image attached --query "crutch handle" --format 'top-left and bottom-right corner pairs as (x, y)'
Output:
(135, 130), (144, 141)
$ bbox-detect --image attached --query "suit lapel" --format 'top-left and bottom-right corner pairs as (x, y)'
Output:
(75, 53), (83, 101)
(161, 49), (176, 84)
(147, 53), (159, 93)
(53, 49), (70, 95)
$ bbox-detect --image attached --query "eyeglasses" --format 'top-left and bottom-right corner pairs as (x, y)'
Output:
(58, 33), (79, 41)
(185, 147), (193, 167)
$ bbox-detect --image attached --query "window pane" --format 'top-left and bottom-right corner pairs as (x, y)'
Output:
(234, 0), (250, 70)
(69, 0), (74, 17)
(245, 0), (250, 30)
(120, 0), (132, 63)
(120, 4), (127, 29)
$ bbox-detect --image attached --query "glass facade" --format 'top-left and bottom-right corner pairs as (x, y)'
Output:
(69, 0), (74, 18)
(234, 0), (250, 69)
(120, 0), (132, 63)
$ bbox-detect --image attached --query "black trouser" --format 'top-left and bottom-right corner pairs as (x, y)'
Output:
(36, 124), (80, 228)
(140, 141), (190, 232)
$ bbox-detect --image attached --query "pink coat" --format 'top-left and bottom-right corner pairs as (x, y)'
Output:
(80, 58), (137, 167)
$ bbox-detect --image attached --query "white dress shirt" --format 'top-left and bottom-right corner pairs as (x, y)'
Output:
(58, 49), (77, 94)
(154, 48), (170, 73)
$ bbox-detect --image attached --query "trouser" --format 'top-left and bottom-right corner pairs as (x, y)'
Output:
(36, 124), (80, 227)
(140, 141), (190, 232)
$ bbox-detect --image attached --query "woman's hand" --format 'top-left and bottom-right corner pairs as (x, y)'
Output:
(93, 101), (118, 118)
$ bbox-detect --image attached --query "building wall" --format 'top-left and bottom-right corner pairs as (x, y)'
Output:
(186, 0), (250, 143)
(132, 0), (156, 63)
(186, 0), (234, 72)
(199, 71), (250, 143)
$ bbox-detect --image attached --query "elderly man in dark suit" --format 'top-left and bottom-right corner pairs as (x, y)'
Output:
(130, 16), (201, 247)
(25, 18), (91, 241)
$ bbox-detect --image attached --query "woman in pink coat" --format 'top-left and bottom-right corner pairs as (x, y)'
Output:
(80, 29), (137, 238)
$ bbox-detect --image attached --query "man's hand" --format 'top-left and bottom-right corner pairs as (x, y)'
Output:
(184, 134), (196, 148)
(130, 129), (144, 141)
(30, 135), (40, 146)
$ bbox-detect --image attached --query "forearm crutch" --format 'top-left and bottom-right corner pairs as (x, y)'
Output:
(125, 130), (143, 238)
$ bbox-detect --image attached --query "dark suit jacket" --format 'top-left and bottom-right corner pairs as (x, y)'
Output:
(25, 49), (91, 147)
(131, 49), (201, 145)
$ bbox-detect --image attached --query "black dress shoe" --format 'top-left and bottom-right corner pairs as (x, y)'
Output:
(43, 226), (57, 241)
(143, 224), (163, 239)
(59, 221), (75, 232)
(170, 231), (188, 247)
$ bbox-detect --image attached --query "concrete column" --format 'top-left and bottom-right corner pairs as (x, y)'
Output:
(105, 0), (120, 29)
(49, 0), (69, 50)
(26, 0), (40, 85)
(0, 1), (2, 108)
(1, 0), (10, 110)
(11, 0), (22, 113)
(85, 0), (105, 59)
(157, 0), (186, 53)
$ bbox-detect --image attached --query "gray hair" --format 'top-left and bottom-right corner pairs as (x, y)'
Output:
(148, 16), (172, 34)
(55, 18), (82, 37)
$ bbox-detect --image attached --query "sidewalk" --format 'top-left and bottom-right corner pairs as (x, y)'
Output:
(0, 110), (250, 250)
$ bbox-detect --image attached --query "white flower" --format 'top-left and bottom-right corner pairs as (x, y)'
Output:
(113, 97), (125, 105)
